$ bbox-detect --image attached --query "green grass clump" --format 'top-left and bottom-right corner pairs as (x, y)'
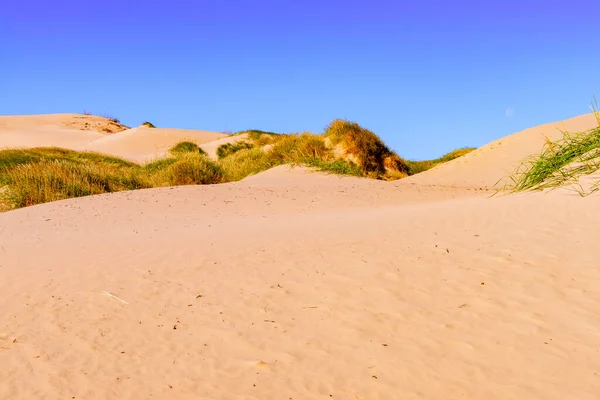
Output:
(216, 141), (254, 159)
(169, 141), (206, 156)
(233, 130), (282, 146)
(141, 121), (156, 128)
(406, 147), (476, 175)
(154, 153), (223, 186)
(268, 134), (329, 164)
(303, 158), (363, 176)
(503, 116), (600, 195)
(324, 119), (408, 179)
(219, 147), (277, 181)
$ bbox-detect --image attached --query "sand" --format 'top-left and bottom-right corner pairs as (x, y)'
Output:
(1, 113), (600, 399)
(0, 114), (227, 163)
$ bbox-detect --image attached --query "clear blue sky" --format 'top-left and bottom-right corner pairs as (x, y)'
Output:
(1, 0), (598, 159)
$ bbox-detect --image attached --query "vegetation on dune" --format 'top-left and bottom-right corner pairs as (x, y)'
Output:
(324, 119), (409, 179)
(216, 141), (254, 159)
(219, 147), (276, 182)
(303, 158), (363, 176)
(501, 110), (600, 196)
(141, 121), (156, 128)
(1, 156), (150, 209)
(406, 147), (476, 175)
(154, 153), (223, 185)
(0, 119), (475, 210)
(169, 141), (206, 156)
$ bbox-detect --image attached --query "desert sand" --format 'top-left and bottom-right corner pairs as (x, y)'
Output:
(0, 114), (227, 163)
(1, 113), (600, 399)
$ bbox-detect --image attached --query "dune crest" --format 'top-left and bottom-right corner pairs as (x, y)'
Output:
(406, 112), (599, 189)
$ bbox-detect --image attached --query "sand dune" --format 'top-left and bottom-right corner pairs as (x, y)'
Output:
(406, 112), (599, 189)
(0, 114), (112, 149)
(1, 114), (600, 399)
(0, 114), (228, 163)
(79, 127), (227, 163)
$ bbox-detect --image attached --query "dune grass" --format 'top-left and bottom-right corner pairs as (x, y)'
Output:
(153, 153), (223, 185)
(169, 141), (206, 156)
(141, 121), (156, 128)
(1, 158), (150, 209)
(216, 141), (254, 159)
(0, 119), (474, 210)
(501, 112), (600, 195)
(219, 147), (277, 181)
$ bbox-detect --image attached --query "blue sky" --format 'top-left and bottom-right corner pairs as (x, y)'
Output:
(1, 0), (598, 159)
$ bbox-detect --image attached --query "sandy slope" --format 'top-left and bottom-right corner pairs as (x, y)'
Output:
(79, 127), (227, 163)
(0, 114), (112, 149)
(405, 112), (599, 189)
(1, 114), (600, 399)
(0, 114), (228, 163)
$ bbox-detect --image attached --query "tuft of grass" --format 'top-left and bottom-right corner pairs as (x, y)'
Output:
(235, 130), (282, 146)
(303, 158), (362, 176)
(219, 147), (277, 182)
(324, 119), (408, 179)
(141, 121), (156, 128)
(216, 141), (254, 159)
(503, 125), (600, 194)
(501, 102), (600, 195)
(153, 153), (223, 186)
(143, 157), (178, 173)
(268, 134), (330, 164)
(169, 141), (206, 156)
(406, 147), (476, 175)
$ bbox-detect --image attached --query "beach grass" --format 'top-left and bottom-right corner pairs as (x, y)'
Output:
(501, 107), (600, 196)
(0, 120), (474, 210)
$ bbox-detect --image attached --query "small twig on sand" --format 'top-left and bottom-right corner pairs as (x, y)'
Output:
(101, 291), (129, 305)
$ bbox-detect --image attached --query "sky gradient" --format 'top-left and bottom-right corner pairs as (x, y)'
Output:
(1, 0), (599, 159)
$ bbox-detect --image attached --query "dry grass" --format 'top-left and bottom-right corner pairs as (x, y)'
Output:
(1, 160), (150, 209)
(169, 141), (206, 156)
(219, 147), (276, 181)
(0, 118), (473, 210)
(153, 153), (223, 185)
(324, 119), (408, 179)
(216, 141), (254, 159)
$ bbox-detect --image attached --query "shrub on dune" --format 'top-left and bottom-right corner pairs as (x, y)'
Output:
(216, 141), (254, 159)
(169, 141), (206, 156)
(155, 153), (224, 186)
(268, 134), (330, 164)
(324, 119), (409, 179)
